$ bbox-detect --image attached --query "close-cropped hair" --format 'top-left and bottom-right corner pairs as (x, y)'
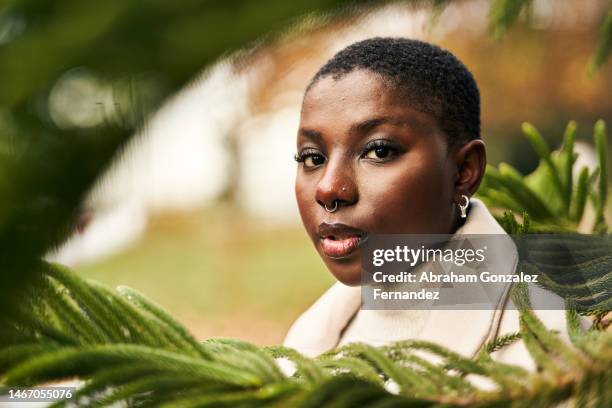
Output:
(307, 37), (481, 148)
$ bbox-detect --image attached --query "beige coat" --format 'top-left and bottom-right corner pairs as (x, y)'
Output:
(283, 198), (587, 370)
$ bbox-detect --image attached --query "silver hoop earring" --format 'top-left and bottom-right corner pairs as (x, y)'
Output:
(458, 194), (469, 218)
(324, 200), (338, 213)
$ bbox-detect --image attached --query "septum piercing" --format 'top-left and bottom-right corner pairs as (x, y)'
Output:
(324, 200), (339, 213)
(458, 194), (469, 218)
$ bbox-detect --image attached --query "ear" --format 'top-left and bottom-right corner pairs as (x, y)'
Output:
(452, 139), (486, 199)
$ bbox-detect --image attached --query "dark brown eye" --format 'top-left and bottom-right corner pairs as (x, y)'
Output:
(365, 145), (393, 160)
(366, 146), (390, 159)
(361, 139), (402, 162)
(295, 148), (326, 168)
(304, 154), (325, 167)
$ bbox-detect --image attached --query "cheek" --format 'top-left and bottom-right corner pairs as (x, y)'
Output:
(295, 175), (316, 231)
(358, 157), (454, 233)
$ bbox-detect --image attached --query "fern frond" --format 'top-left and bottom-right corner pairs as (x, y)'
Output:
(484, 331), (522, 354)
(265, 345), (327, 383)
(1, 262), (610, 407)
(3, 344), (262, 388)
(119, 286), (214, 359)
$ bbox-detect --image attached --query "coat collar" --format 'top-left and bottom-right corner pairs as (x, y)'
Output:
(283, 198), (516, 357)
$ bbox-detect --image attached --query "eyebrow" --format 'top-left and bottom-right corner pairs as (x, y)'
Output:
(297, 127), (323, 142)
(297, 115), (419, 143)
(350, 116), (415, 134)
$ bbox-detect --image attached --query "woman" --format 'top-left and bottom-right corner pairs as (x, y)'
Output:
(284, 37), (581, 370)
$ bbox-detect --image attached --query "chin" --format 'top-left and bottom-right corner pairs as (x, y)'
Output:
(315, 240), (364, 286)
(328, 264), (362, 286)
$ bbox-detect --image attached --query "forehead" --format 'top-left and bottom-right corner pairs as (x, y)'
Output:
(302, 70), (394, 119)
(300, 70), (439, 137)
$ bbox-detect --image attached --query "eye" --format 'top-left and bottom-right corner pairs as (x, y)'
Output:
(303, 154), (325, 168)
(361, 140), (400, 162)
(365, 145), (391, 159)
(294, 148), (326, 169)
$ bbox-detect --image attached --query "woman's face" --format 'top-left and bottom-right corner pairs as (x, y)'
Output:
(295, 69), (465, 285)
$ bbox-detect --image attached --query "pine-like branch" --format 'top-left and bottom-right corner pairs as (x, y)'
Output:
(0, 261), (610, 407)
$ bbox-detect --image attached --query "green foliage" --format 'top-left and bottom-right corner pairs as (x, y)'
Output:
(489, 0), (533, 39)
(590, 5), (612, 74)
(480, 121), (612, 314)
(594, 120), (609, 233)
(478, 120), (610, 234)
(1, 262), (610, 407)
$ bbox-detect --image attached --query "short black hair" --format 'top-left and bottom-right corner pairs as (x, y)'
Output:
(307, 37), (480, 147)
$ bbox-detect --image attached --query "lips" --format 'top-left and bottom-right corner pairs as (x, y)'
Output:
(317, 222), (367, 259)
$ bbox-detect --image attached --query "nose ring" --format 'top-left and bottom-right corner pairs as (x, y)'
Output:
(324, 200), (339, 213)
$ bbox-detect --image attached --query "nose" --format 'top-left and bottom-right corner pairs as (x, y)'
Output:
(315, 158), (358, 212)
